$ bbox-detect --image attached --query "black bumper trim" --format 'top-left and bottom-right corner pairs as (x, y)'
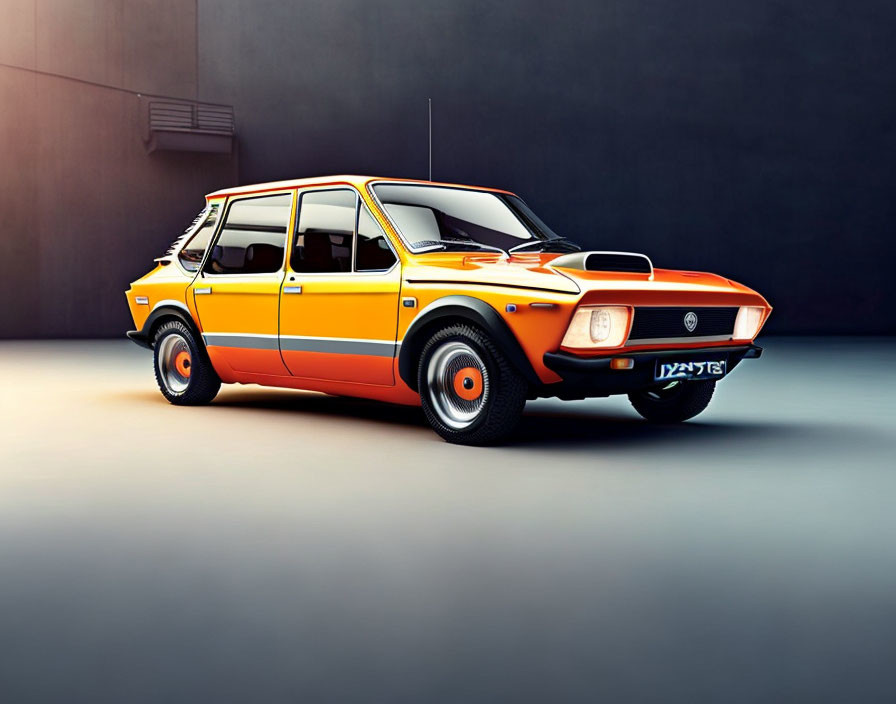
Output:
(540, 344), (762, 399)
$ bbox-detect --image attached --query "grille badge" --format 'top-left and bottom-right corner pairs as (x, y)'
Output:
(684, 311), (698, 332)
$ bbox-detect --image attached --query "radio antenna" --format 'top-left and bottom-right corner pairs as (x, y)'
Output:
(428, 98), (432, 181)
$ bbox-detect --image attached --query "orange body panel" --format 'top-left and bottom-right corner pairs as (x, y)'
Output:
(126, 175), (772, 405)
(279, 352), (395, 386)
(278, 270), (401, 385)
(223, 367), (421, 406)
(192, 274), (287, 375)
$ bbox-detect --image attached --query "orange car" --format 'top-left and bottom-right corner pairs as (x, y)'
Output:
(126, 175), (771, 444)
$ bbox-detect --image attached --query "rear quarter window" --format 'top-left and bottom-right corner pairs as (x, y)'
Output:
(178, 204), (220, 271)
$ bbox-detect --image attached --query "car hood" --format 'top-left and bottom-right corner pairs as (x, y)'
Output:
(403, 252), (766, 303)
(404, 252), (580, 293)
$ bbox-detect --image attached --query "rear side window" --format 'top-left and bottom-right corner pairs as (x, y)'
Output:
(205, 193), (292, 274)
(292, 189), (357, 273)
(178, 204), (219, 271)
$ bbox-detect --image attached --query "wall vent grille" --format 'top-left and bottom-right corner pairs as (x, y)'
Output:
(140, 96), (235, 154)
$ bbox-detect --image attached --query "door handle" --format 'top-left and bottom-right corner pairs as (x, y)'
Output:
(283, 285), (302, 294)
(194, 287), (212, 295)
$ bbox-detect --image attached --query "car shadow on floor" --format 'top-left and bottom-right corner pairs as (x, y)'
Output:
(513, 408), (788, 450)
(200, 387), (868, 452)
(210, 388), (429, 426)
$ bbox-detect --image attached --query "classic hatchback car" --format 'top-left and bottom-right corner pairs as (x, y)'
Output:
(126, 175), (771, 444)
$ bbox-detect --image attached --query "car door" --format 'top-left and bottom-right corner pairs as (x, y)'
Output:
(279, 187), (400, 385)
(190, 191), (295, 376)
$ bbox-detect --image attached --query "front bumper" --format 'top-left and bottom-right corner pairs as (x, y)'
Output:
(541, 344), (762, 399)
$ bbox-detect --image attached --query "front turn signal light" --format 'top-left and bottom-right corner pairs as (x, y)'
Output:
(733, 306), (765, 340)
(561, 306), (631, 348)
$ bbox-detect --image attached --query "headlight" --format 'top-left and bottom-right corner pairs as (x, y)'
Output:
(561, 306), (631, 348)
(733, 306), (764, 340)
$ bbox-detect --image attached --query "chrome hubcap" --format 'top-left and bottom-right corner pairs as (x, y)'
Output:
(157, 334), (192, 394)
(426, 341), (490, 429)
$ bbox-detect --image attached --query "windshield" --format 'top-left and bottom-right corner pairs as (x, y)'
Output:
(371, 183), (576, 254)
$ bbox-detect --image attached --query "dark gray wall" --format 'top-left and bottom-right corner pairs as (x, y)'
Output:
(0, 0), (237, 339)
(199, 0), (896, 334)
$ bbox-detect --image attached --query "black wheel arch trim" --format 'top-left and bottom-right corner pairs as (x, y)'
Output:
(127, 303), (202, 350)
(398, 295), (539, 390)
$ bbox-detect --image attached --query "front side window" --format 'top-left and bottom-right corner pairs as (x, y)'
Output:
(290, 188), (398, 273)
(178, 204), (219, 271)
(205, 193), (292, 274)
(292, 189), (358, 273)
(356, 204), (397, 271)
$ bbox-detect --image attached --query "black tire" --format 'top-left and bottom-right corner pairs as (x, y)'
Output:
(628, 379), (715, 423)
(153, 320), (221, 405)
(418, 324), (528, 445)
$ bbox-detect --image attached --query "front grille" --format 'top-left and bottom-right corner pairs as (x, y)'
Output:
(628, 307), (737, 342)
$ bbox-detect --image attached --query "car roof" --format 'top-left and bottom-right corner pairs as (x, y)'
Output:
(206, 175), (515, 199)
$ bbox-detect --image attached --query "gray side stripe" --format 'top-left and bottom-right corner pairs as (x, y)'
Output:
(204, 334), (279, 350)
(203, 333), (397, 357)
(280, 337), (396, 357)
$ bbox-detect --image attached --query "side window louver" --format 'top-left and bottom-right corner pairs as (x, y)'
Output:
(156, 204), (219, 264)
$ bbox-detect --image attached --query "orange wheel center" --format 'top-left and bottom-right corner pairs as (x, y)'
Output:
(453, 366), (483, 401)
(174, 350), (192, 378)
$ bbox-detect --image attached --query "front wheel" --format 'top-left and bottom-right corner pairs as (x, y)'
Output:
(628, 379), (715, 423)
(153, 320), (221, 405)
(418, 324), (528, 445)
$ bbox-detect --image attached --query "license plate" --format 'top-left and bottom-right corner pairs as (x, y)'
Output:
(655, 359), (727, 382)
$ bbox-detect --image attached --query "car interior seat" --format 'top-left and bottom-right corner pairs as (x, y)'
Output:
(244, 243), (284, 273)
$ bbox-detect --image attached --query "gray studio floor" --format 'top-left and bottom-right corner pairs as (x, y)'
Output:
(1, 338), (894, 703)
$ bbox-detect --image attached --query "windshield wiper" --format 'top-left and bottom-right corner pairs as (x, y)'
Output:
(413, 239), (507, 255)
(508, 237), (582, 254)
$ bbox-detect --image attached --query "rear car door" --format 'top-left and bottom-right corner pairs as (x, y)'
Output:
(279, 187), (400, 385)
(190, 191), (295, 375)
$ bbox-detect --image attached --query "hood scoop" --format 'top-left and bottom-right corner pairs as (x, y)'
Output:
(550, 251), (653, 275)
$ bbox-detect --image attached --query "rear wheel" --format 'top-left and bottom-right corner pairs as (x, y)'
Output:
(153, 320), (221, 405)
(628, 379), (715, 423)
